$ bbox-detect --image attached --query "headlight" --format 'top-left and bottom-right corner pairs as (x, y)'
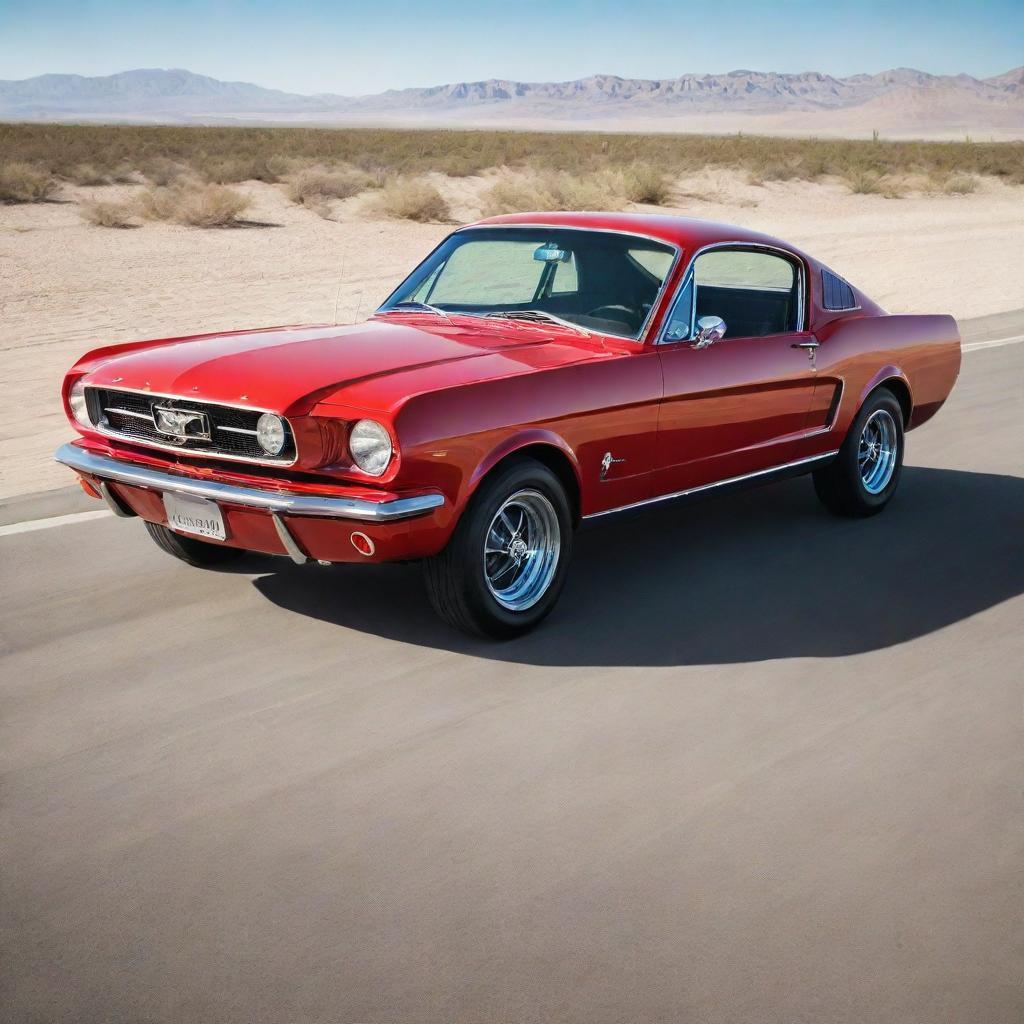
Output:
(68, 379), (91, 428)
(256, 412), (286, 456)
(349, 419), (393, 476)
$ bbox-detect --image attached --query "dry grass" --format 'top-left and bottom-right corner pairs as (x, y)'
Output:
(482, 165), (673, 214)
(845, 170), (885, 195)
(137, 182), (252, 227)
(616, 163), (674, 205)
(285, 167), (373, 215)
(79, 199), (137, 228)
(142, 157), (190, 187)
(1, 123), (1020, 188)
(483, 170), (625, 214)
(65, 163), (110, 186)
(375, 177), (450, 222)
(940, 173), (979, 194)
(0, 162), (60, 203)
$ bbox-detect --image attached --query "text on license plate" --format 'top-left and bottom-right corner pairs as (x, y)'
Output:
(163, 492), (227, 541)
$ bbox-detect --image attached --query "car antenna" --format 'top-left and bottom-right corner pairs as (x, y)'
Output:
(332, 255), (346, 326)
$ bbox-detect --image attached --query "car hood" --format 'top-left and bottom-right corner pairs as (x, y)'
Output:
(81, 316), (595, 414)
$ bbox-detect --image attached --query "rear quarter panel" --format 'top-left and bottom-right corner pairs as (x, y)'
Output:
(814, 313), (961, 435)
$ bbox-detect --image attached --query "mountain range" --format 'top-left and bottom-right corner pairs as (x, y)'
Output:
(2, 66), (1022, 139)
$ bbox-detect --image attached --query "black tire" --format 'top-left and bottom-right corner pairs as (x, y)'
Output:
(813, 388), (905, 517)
(144, 521), (244, 568)
(423, 459), (573, 639)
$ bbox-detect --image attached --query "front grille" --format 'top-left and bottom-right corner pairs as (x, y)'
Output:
(87, 387), (296, 464)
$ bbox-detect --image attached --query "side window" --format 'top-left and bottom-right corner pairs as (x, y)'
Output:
(662, 277), (693, 342)
(693, 249), (800, 338)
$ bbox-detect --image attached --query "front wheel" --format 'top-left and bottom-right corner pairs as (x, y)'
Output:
(423, 459), (573, 638)
(813, 388), (905, 517)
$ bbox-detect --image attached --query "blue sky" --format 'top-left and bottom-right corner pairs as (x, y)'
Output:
(1, 0), (1020, 93)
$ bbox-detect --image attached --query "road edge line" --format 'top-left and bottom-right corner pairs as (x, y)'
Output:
(0, 509), (112, 538)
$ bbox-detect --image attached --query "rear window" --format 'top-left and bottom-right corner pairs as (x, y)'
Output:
(821, 269), (857, 310)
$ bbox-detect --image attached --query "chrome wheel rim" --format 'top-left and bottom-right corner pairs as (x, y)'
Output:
(483, 489), (560, 612)
(858, 409), (899, 494)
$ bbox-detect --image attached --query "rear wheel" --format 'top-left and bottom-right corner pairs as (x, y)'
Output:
(144, 521), (244, 568)
(423, 459), (573, 638)
(813, 388), (904, 517)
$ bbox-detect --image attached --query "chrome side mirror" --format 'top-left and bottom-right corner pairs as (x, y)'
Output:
(692, 315), (726, 349)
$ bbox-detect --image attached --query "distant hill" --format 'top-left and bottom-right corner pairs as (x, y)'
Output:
(2, 66), (1022, 139)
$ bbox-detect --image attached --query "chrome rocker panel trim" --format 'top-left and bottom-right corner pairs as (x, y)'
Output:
(583, 451), (840, 521)
(55, 444), (446, 523)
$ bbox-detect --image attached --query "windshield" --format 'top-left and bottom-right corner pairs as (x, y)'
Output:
(379, 227), (678, 340)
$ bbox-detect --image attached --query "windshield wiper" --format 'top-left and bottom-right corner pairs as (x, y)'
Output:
(382, 301), (451, 319)
(485, 309), (590, 336)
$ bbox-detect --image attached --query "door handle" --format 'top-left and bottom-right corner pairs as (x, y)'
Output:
(792, 340), (820, 349)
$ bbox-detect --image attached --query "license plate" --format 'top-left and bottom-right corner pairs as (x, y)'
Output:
(163, 492), (227, 541)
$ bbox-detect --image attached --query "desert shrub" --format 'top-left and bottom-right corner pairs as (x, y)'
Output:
(0, 162), (59, 203)
(109, 163), (140, 184)
(286, 167), (372, 208)
(79, 199), (136, 228)
(376, 177), (450, 221)
(483, 170), (625, 214)
(617, 163), (673, 204)
(142, 157), (190, 186)
(941, 173), (979, 194)
(747, 161), (801, 186)
(66, 163), (110, 186)
(136, 185), (183, 221)
(0, 122), (1019, 196)
(200, 154), (291, 184)
(880, 176), (908, 199)
(136, 183), (251, 227)
(845, 170), (884, 195)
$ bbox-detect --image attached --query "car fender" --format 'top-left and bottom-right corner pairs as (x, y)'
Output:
(466, 428), (582, 505)
(857, 364), (914, 418)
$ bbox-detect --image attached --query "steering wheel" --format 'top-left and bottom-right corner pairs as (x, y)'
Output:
(586, 304), (640, 328)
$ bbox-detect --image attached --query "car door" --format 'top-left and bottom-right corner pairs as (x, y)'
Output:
(654, 245), (818, 495)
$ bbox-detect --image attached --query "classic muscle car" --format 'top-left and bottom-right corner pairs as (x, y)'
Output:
(57, 213), (961, 637)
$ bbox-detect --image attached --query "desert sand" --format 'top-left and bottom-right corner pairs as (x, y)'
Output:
(2, 170), (1022, 499)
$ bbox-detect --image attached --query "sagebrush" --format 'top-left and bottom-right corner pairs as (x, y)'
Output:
(137, 182), (251, 227)
(0, 162), (59, 203)
(1, 123), (1019, 186)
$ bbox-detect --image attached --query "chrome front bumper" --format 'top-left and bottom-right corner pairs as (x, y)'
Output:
(54, 443), (446, 522)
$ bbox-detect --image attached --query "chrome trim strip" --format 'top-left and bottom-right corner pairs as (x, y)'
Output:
(216, 425), (259, 436)
(103, 406), (155, 421)
(55, 444), (445, 523)
(583, 451), (839, 520)
(381, 223), (682, 345)
(272, 514), (309, 564)
(657, 240), (807, 345)
(85, 384), (298, 468)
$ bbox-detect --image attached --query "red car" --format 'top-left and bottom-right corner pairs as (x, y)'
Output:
(57, 213), (961, 637)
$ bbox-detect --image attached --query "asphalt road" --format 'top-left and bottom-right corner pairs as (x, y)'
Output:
(1, 316), (1022, 1023)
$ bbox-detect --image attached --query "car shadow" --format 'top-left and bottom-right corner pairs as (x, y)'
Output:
(250, 466), (1024, 667)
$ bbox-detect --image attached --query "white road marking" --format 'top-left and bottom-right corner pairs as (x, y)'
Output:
(0, 509), (112, 537)
(962, 334), (1024, 352)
